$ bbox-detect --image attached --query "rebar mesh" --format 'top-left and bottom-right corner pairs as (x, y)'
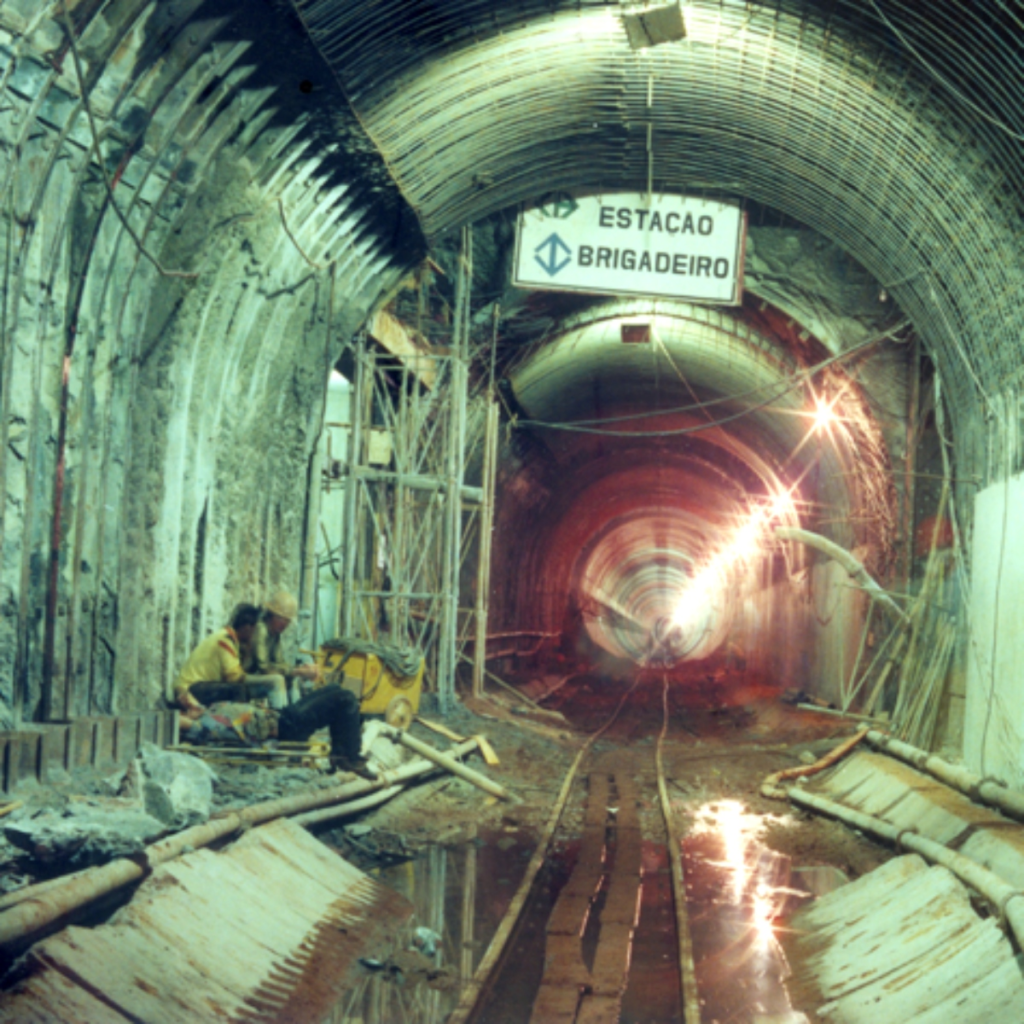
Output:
(294, 0), (1024, 492)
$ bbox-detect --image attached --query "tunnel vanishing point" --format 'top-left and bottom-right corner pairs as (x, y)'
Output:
(2, 0), (1024, 962)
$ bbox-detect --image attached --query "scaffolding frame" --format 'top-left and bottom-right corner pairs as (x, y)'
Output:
(334, 229), (495, 711)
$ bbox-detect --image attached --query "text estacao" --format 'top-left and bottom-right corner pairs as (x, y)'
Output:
(598, 206), (715, 235)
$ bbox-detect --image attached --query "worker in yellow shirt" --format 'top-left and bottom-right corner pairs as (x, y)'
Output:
(174, 604), (289, 712)
(244, 591), (318, 702)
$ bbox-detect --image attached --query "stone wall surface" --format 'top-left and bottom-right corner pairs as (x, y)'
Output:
(0, 1), (410, 723)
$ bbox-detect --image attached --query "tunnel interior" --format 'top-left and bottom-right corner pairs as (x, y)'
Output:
(2, 0), (1020, 758)
(2, 1), (1024, 1021)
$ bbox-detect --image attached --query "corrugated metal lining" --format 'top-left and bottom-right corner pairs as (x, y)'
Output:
(0, 0), (413, 718)
(293, 0), (1024, 483)
(1, 818), (413, 1022)
(809, 750), (1024, 889)
(784, 853), (1024, 1023)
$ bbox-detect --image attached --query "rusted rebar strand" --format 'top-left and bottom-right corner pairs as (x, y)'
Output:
(761, 728), (869, 798)
(865, 730), (1024, 821)
(0, 746), (476, 949)
(788, 788), (1024, 951)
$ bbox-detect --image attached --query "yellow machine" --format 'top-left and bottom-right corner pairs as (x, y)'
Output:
(315, 643), (423, 729)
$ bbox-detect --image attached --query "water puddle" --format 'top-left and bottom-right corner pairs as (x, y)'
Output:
(321, 803), (846, 1024)
(683, 800), (845, 1024)
(322, 827), (536, 1024)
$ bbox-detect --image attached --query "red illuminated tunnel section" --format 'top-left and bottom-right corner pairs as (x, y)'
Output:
(492, 421), (801, 667)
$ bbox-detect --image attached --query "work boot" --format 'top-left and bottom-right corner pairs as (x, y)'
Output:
(332, 755), (378, 781)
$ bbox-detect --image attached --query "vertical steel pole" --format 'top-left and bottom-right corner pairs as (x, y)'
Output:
(473, 398), (499, 698)
(439, 228), (471, 712)
(340, 338), (366, 638)
(392, 364), (409, 644)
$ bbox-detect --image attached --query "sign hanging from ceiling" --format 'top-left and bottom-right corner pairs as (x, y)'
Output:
(513, 192), (746, 304)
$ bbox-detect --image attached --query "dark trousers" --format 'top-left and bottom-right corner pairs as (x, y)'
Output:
(277, 683), (362, 760)
(188, 678), (284, 707)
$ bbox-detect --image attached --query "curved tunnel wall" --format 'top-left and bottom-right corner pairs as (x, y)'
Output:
(0, 0), (1020, 766)
(299, 0), (1024, 490)
(0, 1), (413, 722)
(490, 298), (878, 684)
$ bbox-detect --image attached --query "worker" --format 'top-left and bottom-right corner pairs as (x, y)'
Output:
(174, 604), (289, 712)
(244, 590), (319, 702)
(178, 683), (377, 780)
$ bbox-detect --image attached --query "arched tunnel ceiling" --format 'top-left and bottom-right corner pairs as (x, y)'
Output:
(295, 0), (1024, 477)
(510, 300), (806, 456)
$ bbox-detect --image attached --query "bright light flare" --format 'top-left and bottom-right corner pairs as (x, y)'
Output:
(670, 488), (795, 631)
(812, 395), (839, 433)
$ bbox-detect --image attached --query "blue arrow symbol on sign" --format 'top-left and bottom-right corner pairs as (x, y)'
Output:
(534, 233), (572, 277)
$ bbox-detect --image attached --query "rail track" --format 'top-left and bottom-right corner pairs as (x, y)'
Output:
(449, 675), (700, 1024)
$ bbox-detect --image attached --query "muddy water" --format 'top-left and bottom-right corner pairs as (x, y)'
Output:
(683, 801), (834, 1024)
(326, 804), (843, 1023)
(323, 828), (537, 1024)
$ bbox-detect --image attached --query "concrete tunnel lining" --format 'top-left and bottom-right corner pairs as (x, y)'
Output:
(0, 1), (1021, 774)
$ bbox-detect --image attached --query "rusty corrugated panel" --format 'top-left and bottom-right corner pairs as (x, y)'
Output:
(810, 752), (1024, 889)
(1, 818), (413, 1023)
(784, 854), (1024, 1023)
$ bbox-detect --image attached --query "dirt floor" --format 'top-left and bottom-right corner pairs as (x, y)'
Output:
(333, 663), (892, 883)
(0, 661), (895, 1020)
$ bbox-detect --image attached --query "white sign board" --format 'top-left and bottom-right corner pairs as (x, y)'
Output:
(513, 192), (745, 304)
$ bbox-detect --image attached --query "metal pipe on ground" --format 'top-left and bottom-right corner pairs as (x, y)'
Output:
(788, 787), (1024, 951)
(0, 742), (480, 950)
(382, 726), (510, 800)
(294, 739), (480, 827)
(865, 730), (1024, 821)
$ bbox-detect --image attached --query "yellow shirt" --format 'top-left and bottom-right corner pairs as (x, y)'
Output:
(174, 627), (245, 699)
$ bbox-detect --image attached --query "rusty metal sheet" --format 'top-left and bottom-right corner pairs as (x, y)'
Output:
(784, 855), (1024, 1024)
(957, 828), (1024, 891)
(1, 965), (132, 1023)
(812, 752), (1024, 890)
(815, 753), (999, 844)
(1, 818), (413, 1023)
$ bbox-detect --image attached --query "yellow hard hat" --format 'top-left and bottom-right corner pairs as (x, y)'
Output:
(265, 590), (298, 620)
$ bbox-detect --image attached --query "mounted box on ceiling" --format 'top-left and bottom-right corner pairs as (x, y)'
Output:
(621, 323), (652, 344)
(622, 2), (687, 50)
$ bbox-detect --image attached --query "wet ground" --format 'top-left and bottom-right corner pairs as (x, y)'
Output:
(314, 662), (892, 1023)
(0, 661), (893, 1021)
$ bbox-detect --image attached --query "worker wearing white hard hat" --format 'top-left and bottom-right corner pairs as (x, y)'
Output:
(243, 590), (319, 702)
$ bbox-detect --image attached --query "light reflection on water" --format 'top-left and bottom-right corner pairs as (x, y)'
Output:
(320, 831), (531, 1024)
(684, 800), (813, 1024)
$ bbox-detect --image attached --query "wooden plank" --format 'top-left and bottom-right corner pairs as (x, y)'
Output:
(415, 716), (465, 742)
(475, 734), (500, 766)
(38, 725), (69, 783)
